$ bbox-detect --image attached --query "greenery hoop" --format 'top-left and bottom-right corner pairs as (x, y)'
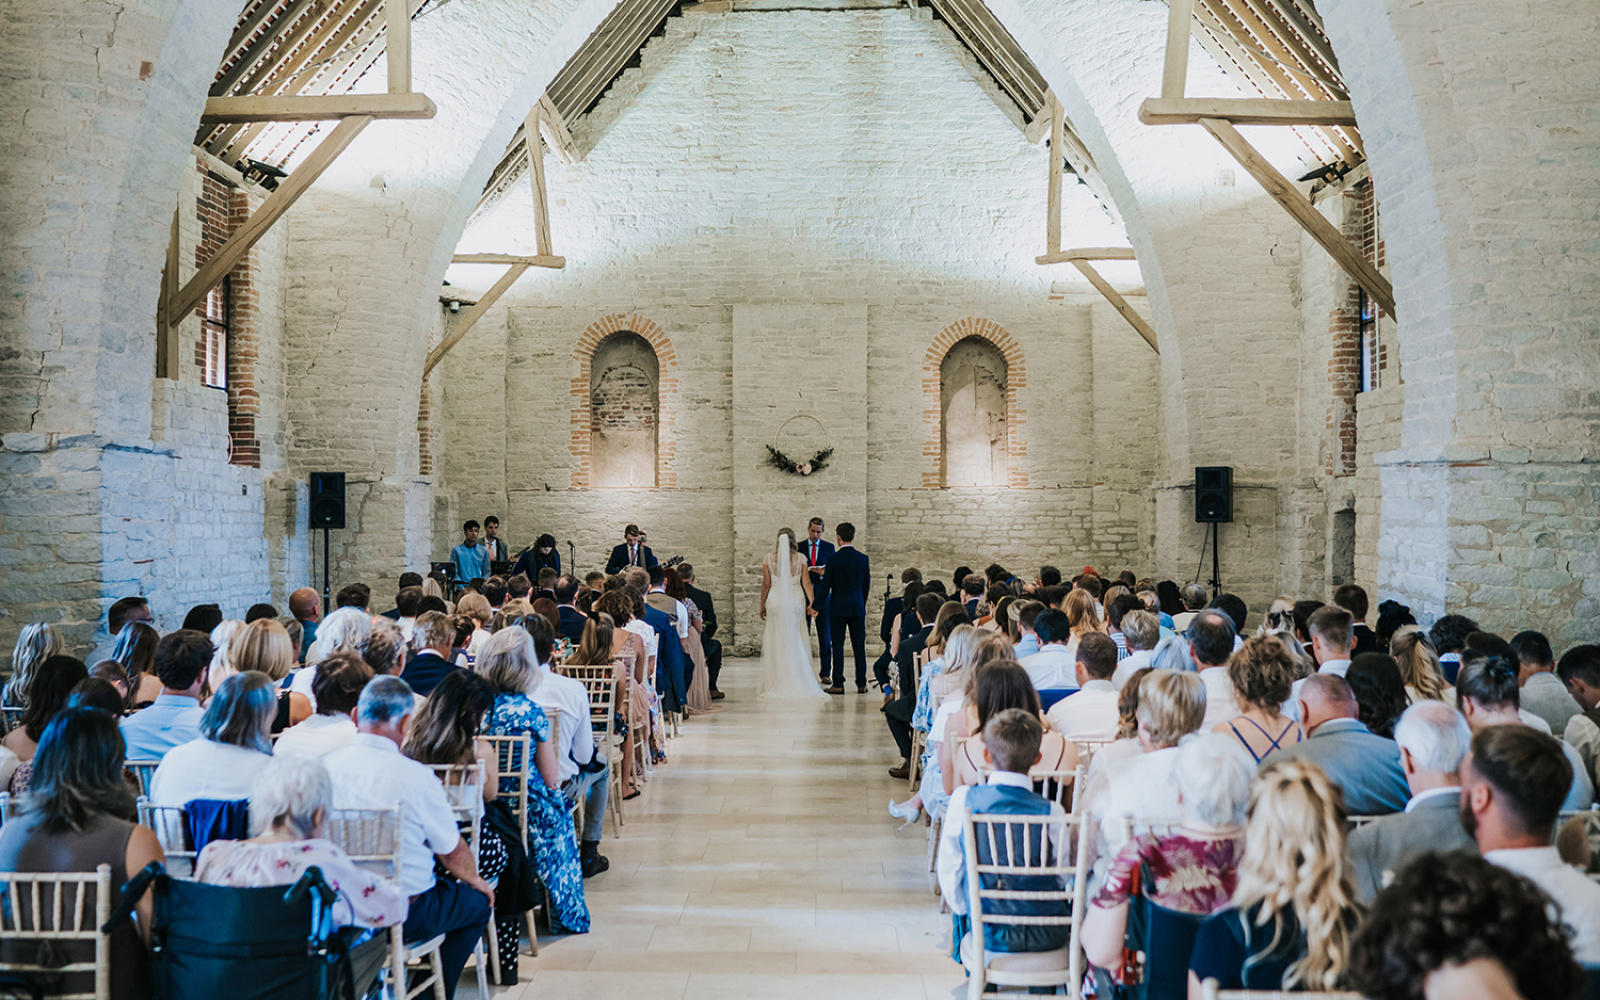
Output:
(766, 414), (833, 477)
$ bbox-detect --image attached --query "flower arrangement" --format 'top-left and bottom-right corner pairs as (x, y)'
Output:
(766, 444), (833, 477)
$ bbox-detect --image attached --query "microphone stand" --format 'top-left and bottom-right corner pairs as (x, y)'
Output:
(567, 539), (577, 576)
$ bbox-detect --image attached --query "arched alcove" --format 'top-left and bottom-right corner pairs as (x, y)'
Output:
(589, 331), (660, 488)
(941, 336), (1010, 487)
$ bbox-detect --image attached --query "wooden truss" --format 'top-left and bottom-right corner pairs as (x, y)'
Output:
(423, 102), (568, 378)
(1033, 96), (1158, 354)
(158, 0), (435, 378)
(1139, 0), (1395, 316)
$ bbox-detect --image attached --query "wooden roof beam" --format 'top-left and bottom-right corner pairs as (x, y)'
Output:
(450, 254), (567, 268)
(199, 92), (435, 123)
(1138, 97), (1355, 126)
(1034, 247), (1137, 265)
(424, 263), (534, 377)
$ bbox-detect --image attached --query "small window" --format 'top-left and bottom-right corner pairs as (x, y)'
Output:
(1357, 288), (1376, 393)
(202, 278), (229, 390)
(590, 331), (659, 488)
(940, 336), (1009, 487)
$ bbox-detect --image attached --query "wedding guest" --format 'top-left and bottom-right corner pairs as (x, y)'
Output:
(890, 628), (981, 825)
(1019, 609), (1077, 705)
(1265, 674), (1409, 816)
(1110, 611), (1160, 690)
(1391, 625), (1452, 705)
(1045, 633), (1118, 739)
(149, 671), (276, 806)
(2, 654), (88, 768)
(1215, 636), (1302, 763)
(1347, 653), (1408, 739)
(1188, 759), (1360, 993)
(403, 611), (460, 698)
(456, 593), (494, 658)
(1457, 652), (1593, 810)
(274, 652), (371, 759)
(1512, 630), (1581, 734)
(181, 603), (223, 635)
(7, 623), (67, 707)
(120, 629), (210, 761)
(948, 661), (1079, 790)
(1090, 669), (1206, 866)
(593, 592), (656, 784)
(227, 617), (305, 731)
(1188, 611), (1240, 730)
(110, 621), (163, 709)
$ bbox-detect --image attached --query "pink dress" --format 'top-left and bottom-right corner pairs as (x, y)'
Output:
(194, 838), (408, 929)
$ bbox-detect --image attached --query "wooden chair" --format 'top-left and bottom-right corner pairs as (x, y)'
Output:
(0, 705), (24, 736)
(482, 733), (539, 957)
(1071, 738), (1117, 768)
(0, 863), (113, 1000)
(909, 650), (932, 791)
(1200, 981), (1364, 999)
(125, 759), (160, 798)
(323, 805), (451, 1000)
(557, 662), (625, 836)
(960, 810), (1090, 1000)
(426, 761), (496, 998)
(136, 798), (197, 878)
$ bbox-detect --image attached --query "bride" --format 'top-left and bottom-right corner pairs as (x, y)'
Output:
(759, 528), (830, 701)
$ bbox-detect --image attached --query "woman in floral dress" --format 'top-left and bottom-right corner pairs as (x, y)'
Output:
(474, 624), (590, 934)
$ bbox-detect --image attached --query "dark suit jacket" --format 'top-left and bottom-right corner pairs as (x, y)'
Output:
(401, 651), (457, 698)
(556, 606), (587, 646)
(887, 625), (934, 722)
(606, 543), (658, 574)
(964, 598), (980, 618)
(1351, 622), (1379, 656)
(880, 596), (903, 644)
(380, 607), (401, 621)
(643, 604), (686, 710)
(799, 538), (835, 609)
(511, 548), (560, 581)
(684, 583), (717, 640)
(1348, 789), (1475, 903)
(822, 545), (870, 618)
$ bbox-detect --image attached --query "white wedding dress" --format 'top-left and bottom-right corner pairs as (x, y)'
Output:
(759, 533), (829, 702)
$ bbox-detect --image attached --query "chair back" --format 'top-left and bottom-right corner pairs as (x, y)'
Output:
(557, 663), (618, 747)
(0, 706), (24, 737)
(425, 761), (486, 824)
(323, 806), (405, 883)
(482, 734), (532, 846)
(137, 798), (197, 878)
(968, 761), (1083, 814)
(961, 810), (1089, 996)
(0, 864), (113, 1000)
(124, 761), (160, 798)
(1071, 739), (1117, 766)
(1199, 982), (1363, 999)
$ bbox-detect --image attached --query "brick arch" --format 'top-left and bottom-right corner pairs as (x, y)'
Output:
(921, 318), (1028, 488)
(570, 313), (679, 488)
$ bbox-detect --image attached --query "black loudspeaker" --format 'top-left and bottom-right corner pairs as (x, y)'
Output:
(1194, 466), (1233, 523)
(308, 472), (346, 530)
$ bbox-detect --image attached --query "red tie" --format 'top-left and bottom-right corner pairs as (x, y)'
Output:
(809, 543), (817, 567)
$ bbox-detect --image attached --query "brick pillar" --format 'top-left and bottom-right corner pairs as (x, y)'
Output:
(226, 189), (262, 468)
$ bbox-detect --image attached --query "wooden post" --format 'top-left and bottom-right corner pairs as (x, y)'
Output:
(1071, 260), (1160, 353)
(527, 107), (554, 258)
(1046, 96), (1064, 256)
(423, 263), (533, 377)
(1162, 0), (1196, 99)
(1199, 117), (1395, 315)
(157, 208), (181, 379)
(386, 0), (410, 93)
(170, 115), (373, 323)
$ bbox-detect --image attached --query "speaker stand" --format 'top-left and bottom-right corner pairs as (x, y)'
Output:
(1208, 522), (1222, 595)
(321, 527), (332, 614)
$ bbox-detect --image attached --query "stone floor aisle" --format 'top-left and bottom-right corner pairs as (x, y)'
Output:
(489, 657), (966, 999)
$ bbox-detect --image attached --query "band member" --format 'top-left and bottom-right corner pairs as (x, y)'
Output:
(605, 524), (658, 574)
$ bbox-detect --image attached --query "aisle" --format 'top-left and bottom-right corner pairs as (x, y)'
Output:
(497, 656), (966, 999)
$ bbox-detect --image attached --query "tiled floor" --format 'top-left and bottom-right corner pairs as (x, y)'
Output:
(486, 657), (965, 999)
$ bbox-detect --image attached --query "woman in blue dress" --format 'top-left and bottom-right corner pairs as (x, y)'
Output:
(475, 623), (590, 934)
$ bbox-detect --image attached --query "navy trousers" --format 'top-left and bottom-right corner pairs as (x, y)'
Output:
(406, 879), (490, 999)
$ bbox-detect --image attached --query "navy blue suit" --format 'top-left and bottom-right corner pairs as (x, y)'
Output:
(401, 651), (457, 698)
(821, 544), (871, 688)
(644, 604), (686, 712)
(800, 537), (835, 677)
(606, 542), (658, 574)
(556, 605), (587, 646)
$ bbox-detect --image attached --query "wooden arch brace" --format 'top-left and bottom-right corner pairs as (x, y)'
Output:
(1035, 249), (1158, 354)
(422, 255), (566, 377)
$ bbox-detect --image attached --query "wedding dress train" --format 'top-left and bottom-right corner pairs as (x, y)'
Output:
(759, 533), (829, 702)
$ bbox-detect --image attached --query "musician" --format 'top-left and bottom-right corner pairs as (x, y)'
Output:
(605, 524), (658, 574)
(482, 515), (509, 563)
(511, 533), (561, 581)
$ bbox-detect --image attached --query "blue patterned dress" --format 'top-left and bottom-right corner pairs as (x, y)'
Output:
(484, 693), (590, 933)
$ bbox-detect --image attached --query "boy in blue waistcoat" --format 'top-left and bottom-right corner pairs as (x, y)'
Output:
(936, 708), (1072, 964)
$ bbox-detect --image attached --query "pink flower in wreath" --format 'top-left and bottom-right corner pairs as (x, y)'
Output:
(797, 462), (813, 476)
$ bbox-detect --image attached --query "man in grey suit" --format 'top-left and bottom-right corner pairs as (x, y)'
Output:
(1262, 673), (1410, 815)
(1513, 629), (1582, 735)
(1348, 701), (1476, 902)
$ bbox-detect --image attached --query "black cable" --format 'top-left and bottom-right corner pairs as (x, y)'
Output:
(1193, 522), (1210, 585)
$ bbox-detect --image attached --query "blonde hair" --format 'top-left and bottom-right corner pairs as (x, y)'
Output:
(971, 631), (1015, 670)
(208, 619), (246, 691)
(1064, 589), (1102, 637)
(6, 623), (62, 706)
(1390, 625), (1447, 702)
(1233, 759), (1357, 990)
(456, 592), (491, 625)
(930, 625), (979, 702)
(1135, 669), (1206, 747)
(229, 618), (295, 682)
(476, 626), (541, 696)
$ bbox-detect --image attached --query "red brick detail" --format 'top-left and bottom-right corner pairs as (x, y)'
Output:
(192, 165), (261, 468)
(418, 380), (434, 478)
(919, 318), (1029, 488)
(570, 314), (679, 489)
(1325, 179), (1384, 477)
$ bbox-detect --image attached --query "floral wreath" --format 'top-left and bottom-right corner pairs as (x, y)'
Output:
(767, 414), (832, 477)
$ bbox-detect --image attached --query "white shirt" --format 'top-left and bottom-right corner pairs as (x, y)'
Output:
(1020, 645), (1079, 692)
(1094, 746), (1182, 873)
(1567, 714), (1600, 786)
(289, 664), (319, 711)
(150, 739), (274, 806)
(1198, 666), (1240, 730)
(935, 771), (1066, 915)
(1046, 680), (1119, 740)
(273, 713), (357, 759)
(530, 668), (595, 784)
(1111, 649), (1154, 691)
(323, 733), (462, 896)
(1289, 659), (1353, 718)
(1171, 611), (1198, 632)
(1486, 846), (1600, 962)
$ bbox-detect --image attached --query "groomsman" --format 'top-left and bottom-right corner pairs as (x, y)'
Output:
(801, 517), (835, 685)
(605, 524), (658, 574)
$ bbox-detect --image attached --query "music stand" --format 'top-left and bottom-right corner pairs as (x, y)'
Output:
(491, 560), (512, 577)
(430, 562), (458, 600)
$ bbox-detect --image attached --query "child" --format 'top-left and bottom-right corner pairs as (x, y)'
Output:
(936, 708), (1072, 961)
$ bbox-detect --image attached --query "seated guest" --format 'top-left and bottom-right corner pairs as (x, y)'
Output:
(889, 627), (981, 824)
(1347, 701), (1476, 903)
(0, 707), (165, 1000)
(1188, 759), (1360, 994)
(1557, 644), (1600, 786)
(4, 678), (130, 797)
(1263, 674), (1410, 815)
(1351, 852), (1584, 1000)
(1209, 593), (1249, 644)
(5, 622), (62, 708)
(335, 583), (371, 613)
(1090, 669), (1207, 866)
(1171, 583), (1207, 632)
(886, 592), (944, 779)
(456, 593), (493, 657)
(403, 611), (460, 697)
(1287, 605), (1354, 713)
(936, 710), (1070, 961)
(2, 654), (88, 776)
(391, 585), (424, 638)
(1019, 609), (1078, 707)
(1391, 625), (1453, 705)
(1346, 652), (1408, 738)
(149, 671), (276, 806)
(273, 652), (371, 759)
(120, 629), (210, 760)
(288, 587), (322, 662)
(182, 603), (223, 634)
(477, 625), (591, 933)
(323, 676), (493, 999)
(1110, 611), (1160, 690)
(1045, 633), (1119, 740)
(196, 755), (407, 928)
(1457, 652), (1593, 810)
(361, 618), (408, 677)
(1104, 593), (1142, 661)
(110, 621), (163, 709)
(290, 606), (373, 711)
(947, 660), (1078, 791)
(227, 617), (305, 731)
(1216, 635), (1303, 763)
(1511, 629), (1581, 734)
(1429, 612), (1479, 685)
(1460, 723), (1600, 963)
(553, 575), (587, 645)
(522, 616), (611, 878)
(1081, 733), (1250, 978)
(1063, 589), (1103, 659)
(1013, 601), (1043, 659)
(381, 572), (424, 619)
(1187, 611), (1240, 730)
(1333, 583), (1378, 655)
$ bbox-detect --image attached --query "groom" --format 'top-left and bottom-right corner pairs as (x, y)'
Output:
(820, 522), (870, 694)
